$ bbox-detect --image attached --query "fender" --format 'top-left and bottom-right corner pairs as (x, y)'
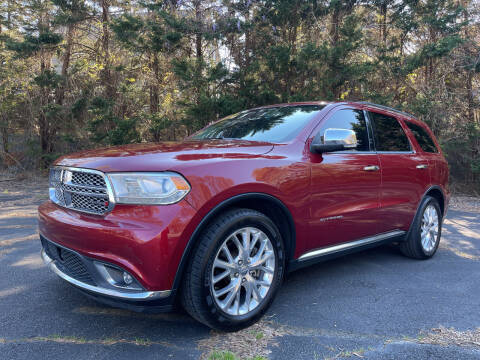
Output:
(403, 185), (446, 242)
(171, 192), (296, 292)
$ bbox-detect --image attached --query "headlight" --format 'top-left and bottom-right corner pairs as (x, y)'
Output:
(107, 172), (190, 205)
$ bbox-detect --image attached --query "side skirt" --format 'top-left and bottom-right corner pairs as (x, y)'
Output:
(288, 230), (406, 273)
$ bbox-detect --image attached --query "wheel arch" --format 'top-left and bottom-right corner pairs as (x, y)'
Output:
(171, 192), (296, 293)
(404, 185), (446, 243)
(424, 185), (445, 216)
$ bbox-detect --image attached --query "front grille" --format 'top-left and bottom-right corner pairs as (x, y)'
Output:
(41, 237), (96, 286)
(49, 167), (112, 215)
(71, 172), (106, 188)
(71, 192), (109, 214)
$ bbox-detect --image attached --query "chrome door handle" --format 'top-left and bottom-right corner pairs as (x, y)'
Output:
(416, 164), (428, 169)
(363, 165), (380, 171)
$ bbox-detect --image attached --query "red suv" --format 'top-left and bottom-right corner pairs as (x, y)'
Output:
(39, 101), (449, 330)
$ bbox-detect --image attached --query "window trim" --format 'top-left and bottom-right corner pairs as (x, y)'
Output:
(310, 107), (376, 153)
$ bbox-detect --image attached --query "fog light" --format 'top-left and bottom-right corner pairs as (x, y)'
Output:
(123, 272), (133, 285)
(94, 261), (143, 290)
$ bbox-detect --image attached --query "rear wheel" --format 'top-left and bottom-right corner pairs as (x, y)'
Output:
(400, 196), (442, 259)
(181, 208), (285, 331)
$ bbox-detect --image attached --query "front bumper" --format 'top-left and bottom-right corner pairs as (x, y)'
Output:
(40, 237), (170, 301)
(38, 199), (198, 291)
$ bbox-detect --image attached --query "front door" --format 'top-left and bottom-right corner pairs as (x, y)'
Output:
(307, 107), (381, 251)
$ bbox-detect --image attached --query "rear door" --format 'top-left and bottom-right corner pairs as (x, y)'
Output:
(307, 107), (382, 250)
(403, 120), (448, 189)
(367, 110), (430, 233)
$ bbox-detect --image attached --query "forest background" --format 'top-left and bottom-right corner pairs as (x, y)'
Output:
(0, 0), (479, 192)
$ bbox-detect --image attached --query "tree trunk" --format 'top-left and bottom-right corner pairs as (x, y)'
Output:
(7, 0), (12, 28)
(0, 115), (8, 153)
(56, 23), (75, 106)
(39, 54), (53, 156)
(101, 0), (115, 99)
(467, 70), (474, 122)
(380, 2), (387, 47)
(149, 53), (160, 114)
(194, 1), (202, 65)
(330, 6), (340, 46)
(38, 10), (54, 167)
(193, 0), (203, 112)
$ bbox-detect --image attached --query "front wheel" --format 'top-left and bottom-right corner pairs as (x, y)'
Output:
(181, 208), (285, 331)
(400, 196), (442, 259)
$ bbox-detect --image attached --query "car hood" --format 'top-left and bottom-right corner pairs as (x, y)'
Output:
(55, 140), (275, 172)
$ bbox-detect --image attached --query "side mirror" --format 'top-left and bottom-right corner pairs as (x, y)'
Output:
(310, 128), (358, 154)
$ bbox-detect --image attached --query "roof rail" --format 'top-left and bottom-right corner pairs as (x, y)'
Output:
(357, 101), (415, 119)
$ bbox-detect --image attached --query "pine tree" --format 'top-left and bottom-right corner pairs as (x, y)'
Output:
(6, 0), (63, 165)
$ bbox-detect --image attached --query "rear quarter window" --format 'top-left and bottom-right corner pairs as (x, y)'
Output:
(405, 121), (439, 153)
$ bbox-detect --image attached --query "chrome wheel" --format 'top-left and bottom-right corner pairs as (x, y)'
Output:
(210, 227), (275, 316)
(421, 204), (439, 253)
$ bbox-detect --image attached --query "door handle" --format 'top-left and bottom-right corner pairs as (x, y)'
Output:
(416, 164), (428, 169)
(363, 165), (380, 171)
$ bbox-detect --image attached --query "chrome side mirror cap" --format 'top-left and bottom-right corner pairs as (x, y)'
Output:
(310, 128), (358, 154)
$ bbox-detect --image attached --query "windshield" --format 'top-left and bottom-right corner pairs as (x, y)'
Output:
(191, 105), (325, 143)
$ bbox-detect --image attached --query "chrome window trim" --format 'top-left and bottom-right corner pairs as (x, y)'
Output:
(375, 151), (416, 154)
(50, 166), (116, 215)
(324, 151), (379, 155)
(321, 151), (416, 155)
(298, 230), (406, 261)
(41, 249), (171, 301)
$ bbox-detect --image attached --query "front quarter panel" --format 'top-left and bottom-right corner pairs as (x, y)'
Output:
(180, 148), (311, 259)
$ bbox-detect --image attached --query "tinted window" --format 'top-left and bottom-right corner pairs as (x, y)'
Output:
(369, 112), (411, 152)
(317, 109), (370, 151)
(191, 105), (325, 143)
(406, 122), (438, 153)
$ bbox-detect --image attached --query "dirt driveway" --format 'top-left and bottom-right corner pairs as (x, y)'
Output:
(1, 178), (479, 359)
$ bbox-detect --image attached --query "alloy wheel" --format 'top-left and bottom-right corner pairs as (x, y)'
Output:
(210, 227), (275, 316)
(420, 204), (439, 253)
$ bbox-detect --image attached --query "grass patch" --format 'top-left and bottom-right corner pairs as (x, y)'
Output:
(198, 319), (286, 359)
(134, 337), (151, 346)
(41, 334), (88, 344)
(208, 351), (237, 360)
(207, 350), (267, 360)
(419, 326), (480, 348)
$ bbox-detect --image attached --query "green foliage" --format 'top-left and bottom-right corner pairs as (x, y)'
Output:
(7, 32), (62, 57)
(109, 117), (141, 145)
(0, 0), (479, 190)
(34, 70), (62, 88)
(148, 114), (172, 142)
(208, 351), (237, 360)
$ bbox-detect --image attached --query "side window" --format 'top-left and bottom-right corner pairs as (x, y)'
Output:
(405, 121), (438, 153)
(368, 112), (411, 152)
(317, 109), (370, 151)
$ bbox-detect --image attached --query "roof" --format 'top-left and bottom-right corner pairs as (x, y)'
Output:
(347, 101), (416, 119)
(249, 101), (417, 120)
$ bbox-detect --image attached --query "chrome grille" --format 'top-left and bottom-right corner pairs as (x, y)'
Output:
(71, 172), (106, 188)
(49, 167), (113, 215)
(62, 184), (107, 195)
(71, 192), (109, 213)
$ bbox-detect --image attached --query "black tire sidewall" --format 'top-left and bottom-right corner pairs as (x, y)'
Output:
(199, 211), (285, 330)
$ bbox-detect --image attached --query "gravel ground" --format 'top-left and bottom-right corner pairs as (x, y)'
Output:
(1, 177), (479, 359)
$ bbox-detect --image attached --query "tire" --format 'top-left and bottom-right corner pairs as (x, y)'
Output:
(181, 208), (285, 331)
(400, 196), (442, 259)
